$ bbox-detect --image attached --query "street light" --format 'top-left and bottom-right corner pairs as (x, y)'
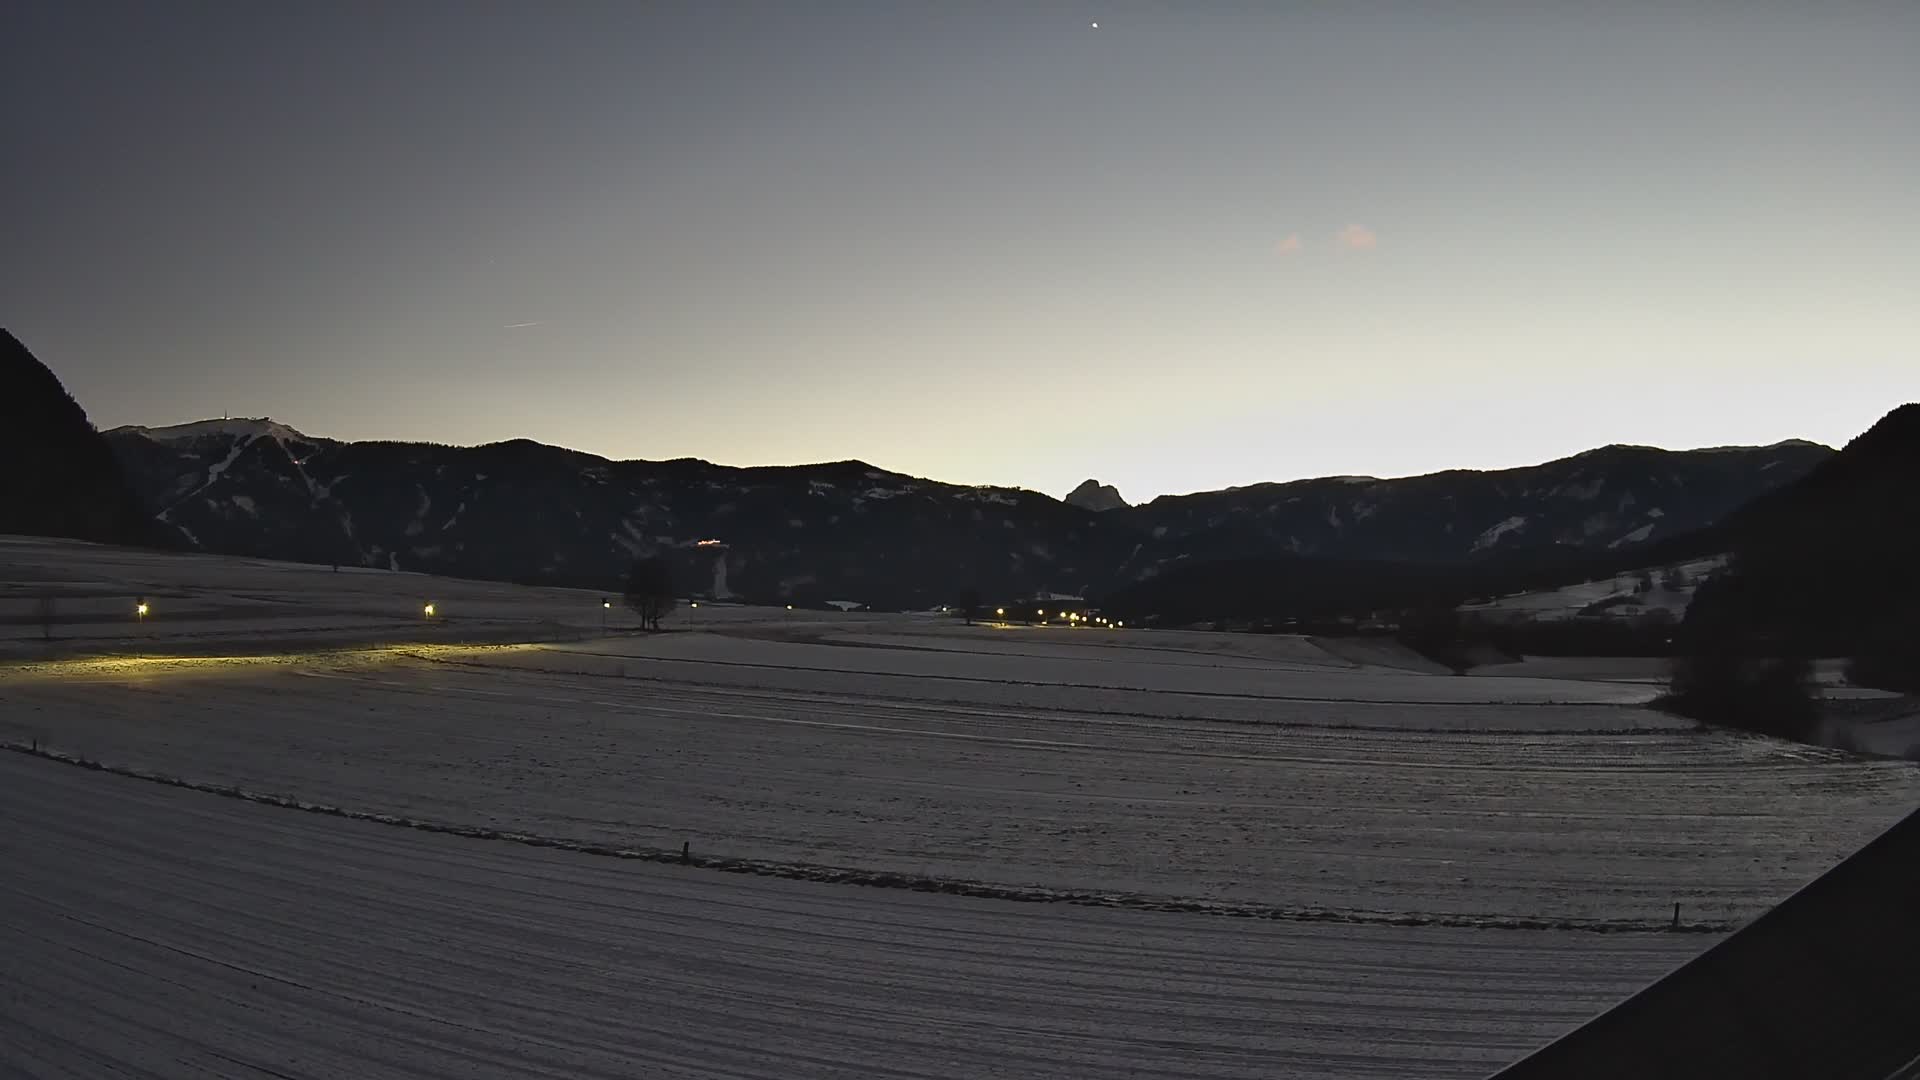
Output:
(995, 607), (1005, 617)
(135, 600), (150, 619)
(423, 602), (436, 618)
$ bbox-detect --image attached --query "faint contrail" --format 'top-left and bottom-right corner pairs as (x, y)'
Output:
(502, 321), (544, 329)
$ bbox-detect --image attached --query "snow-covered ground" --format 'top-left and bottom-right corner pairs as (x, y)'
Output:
(556, 631), (1662, 705)
(0, 753), (1707, 1080)
(4, 536), (1918, 1077)
(7, 640), (1915, 927)
(1458, 556), (1727, 625)
(0, 533), (632, 652)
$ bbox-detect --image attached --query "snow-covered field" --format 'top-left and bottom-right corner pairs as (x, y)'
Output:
(1, 753), (1709, 1079)
(5, 537), (1919, 1077)
(8, 637), (1917, 927)
(1457, 556), (1727, 625)
(0, 533), (630, 652)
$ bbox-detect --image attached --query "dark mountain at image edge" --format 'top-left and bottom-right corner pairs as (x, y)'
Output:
(0, 330), (169, 549)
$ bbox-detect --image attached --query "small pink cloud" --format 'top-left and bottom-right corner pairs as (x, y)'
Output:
(1336, 223), (1378, 251)
(1275, 232), (1302, 255)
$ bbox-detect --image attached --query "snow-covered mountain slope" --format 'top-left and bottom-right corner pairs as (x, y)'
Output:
(107, 417), (312, 445)
(106, 425), (1117, 606)
(1120, 441), (1830, 572)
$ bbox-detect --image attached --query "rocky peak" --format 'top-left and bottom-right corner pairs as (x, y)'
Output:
(1065, 479), (1128, 512)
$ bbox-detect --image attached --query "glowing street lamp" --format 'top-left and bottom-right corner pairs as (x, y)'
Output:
(423, 602), (436, 618)
(995, 607), (1005, 617)
(135, 600), (150, 619)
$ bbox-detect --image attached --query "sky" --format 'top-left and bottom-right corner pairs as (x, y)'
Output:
(5, 2), (1917, 501)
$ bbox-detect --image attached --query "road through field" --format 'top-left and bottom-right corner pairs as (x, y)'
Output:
(0, 751), (1709, 1080)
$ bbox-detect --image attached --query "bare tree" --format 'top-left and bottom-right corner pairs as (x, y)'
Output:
(624, 557), (677, 631)
(958, 587), (982, 626)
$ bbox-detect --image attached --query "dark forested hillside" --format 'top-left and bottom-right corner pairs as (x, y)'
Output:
(0, 330), (166, 548)
(1677, 403), (1920, 691)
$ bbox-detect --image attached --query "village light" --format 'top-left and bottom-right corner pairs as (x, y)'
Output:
(135, 601), (150, 618)
(995, 607), (1005, 617)
(423, 602), (436, 618)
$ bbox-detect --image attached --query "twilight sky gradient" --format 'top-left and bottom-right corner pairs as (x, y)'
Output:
(6, 2), (1916, 500)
